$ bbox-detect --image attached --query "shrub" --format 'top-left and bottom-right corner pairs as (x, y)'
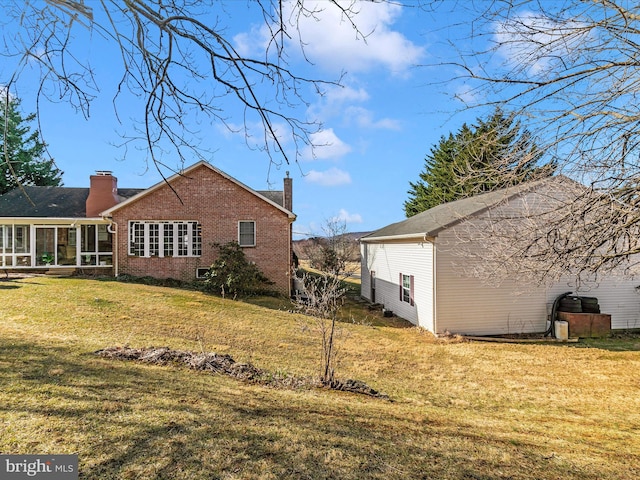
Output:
(203, 242), (274, 298)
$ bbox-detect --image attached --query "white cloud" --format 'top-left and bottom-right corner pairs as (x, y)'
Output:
(308, 84), (401, 132)
(332, 208), (363, 224)
(325, 84), (370, 104)
(305, 167), (351, 186)
(303, 128), (352, 161)
(289, 1), (425, 75)
(344, 106), (401, 130)
(221, 119), (292, 151)
(235, 2), (425, 76)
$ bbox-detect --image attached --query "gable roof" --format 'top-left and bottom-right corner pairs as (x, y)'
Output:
(362, 176), (575, 242)
(0, 186), (143, 218)
(101, 160), (295, 218)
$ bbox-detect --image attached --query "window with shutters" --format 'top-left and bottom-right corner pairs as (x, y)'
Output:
(400, 273), (415, 306)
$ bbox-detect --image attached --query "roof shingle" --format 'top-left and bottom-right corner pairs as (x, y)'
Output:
(0, 186), (143, 218)
(362, 176), (569, 241)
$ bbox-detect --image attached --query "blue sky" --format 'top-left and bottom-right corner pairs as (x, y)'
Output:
(5, 1), (493, 238)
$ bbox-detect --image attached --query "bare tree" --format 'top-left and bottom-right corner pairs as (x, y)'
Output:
(295, 272), (345, 385)
(442, 176), (640, 286)
(294, 218), (354, 385)
(301, 218), (359, 275)
(0, 1), (370, 179)
(433, 0), (640, 279)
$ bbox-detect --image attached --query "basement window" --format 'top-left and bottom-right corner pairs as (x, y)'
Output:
(195, 267), (209, 279)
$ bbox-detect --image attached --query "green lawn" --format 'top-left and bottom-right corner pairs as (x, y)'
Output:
(1, 276), (639, 479)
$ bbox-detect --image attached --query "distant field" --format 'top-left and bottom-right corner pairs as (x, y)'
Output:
(1, 276), (639, 479)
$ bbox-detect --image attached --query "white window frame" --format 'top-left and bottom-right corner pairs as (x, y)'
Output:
(238, 220), (256, 247)
(129, 221), (202, 257)
(0, 224), (32, 267)
(400, 273), (414, 306)
(195, 267), (209, 279)
(402, 274), (411, 303)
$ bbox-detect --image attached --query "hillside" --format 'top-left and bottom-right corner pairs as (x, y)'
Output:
(1, 276), (638, 479)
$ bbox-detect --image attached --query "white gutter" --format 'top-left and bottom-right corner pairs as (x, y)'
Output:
(361, 233), (435, 243)
(0, 217), (107, 223)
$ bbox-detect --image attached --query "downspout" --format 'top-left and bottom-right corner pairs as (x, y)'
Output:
(288, 221), (293, 297)
(106, 220), (118, 277)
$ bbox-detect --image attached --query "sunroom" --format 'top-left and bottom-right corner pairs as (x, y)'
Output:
(0, 221), (114, 269)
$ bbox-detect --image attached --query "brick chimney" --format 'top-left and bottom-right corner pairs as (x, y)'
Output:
(283, 171), (293, 212)
(86, 171), (119, 217)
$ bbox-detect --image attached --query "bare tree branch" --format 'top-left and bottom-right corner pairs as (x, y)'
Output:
(1, 1), (369, 175)
(433, 0), (640, 278)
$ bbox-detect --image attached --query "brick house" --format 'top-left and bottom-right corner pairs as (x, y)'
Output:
(0, 161), (296, 294)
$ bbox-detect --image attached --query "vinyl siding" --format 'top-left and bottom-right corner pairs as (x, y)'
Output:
(361, 241), (434, 330)
(364, 180), (640, 335)
(435, 228), (549, 335)
(553, 276), (640, 331)
(435, 187), (640, 335)
(436, 244), (640, 335)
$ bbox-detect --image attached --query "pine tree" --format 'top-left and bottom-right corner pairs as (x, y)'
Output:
(1, 97), (62, 195)
(404, 109), (555, 217)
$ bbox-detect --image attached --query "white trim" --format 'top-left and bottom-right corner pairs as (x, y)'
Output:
(128, 220), (202, 258)
(361, 234), (436, 243)
(0, 222), (114, 268)
(0, 217), (107, 224)
(238, 220), (256, 247)
(195, 267), (209, 279)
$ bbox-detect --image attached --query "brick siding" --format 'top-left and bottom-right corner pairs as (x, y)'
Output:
(110, 164), (293, 294)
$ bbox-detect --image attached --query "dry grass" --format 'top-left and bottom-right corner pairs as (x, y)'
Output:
(1, 276), (639, 479)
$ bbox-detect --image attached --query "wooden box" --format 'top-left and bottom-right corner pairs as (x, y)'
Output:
(557, 312), (611, 338)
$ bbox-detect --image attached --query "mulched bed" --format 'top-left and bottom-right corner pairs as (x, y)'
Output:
(95, 346), (388, 399)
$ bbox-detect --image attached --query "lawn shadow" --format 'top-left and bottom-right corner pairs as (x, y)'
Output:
(0, 338), (609, 480)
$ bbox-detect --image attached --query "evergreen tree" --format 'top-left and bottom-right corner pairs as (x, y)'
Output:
(404, 109), (555, 217)
(0, 97), (62, 195)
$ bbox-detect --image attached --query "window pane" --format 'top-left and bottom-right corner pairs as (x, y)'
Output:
(57, 228), (76, 265)
(97, 225), (112, 252)
(82, 225), (96, 252)
(130, 222), (145, 256)
(15, 225), (29, 253)
(192, 223), (202, 256)
(0, 225), (11, 253)
(36, 228), (55, 265)
(402, 274), (411, 303)
(239, 221), (255, 247)
(178, 223), (189, 256)
(98, 255), (112, 266)
(16, 256), (30, 266)
(164, 223), (174, 257)
(148, 223), (159, 256)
